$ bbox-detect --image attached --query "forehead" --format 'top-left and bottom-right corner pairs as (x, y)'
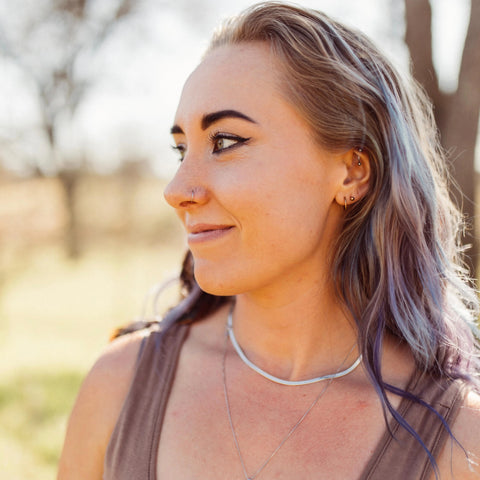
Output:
(175, 43), (284, 122)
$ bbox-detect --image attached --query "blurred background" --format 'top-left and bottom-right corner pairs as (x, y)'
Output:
(0, 0), (478, 478)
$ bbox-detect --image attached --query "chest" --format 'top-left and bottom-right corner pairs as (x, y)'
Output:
(156, 358), (389, 480)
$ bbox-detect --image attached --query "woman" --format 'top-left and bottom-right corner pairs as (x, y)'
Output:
(58, 3), (480, 479)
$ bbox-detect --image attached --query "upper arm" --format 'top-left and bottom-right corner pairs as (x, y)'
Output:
(436, 389), (480, 479)
(57, 332), (146, 480)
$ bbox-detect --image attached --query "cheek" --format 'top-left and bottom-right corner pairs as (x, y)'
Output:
(240, 180), (331, 250)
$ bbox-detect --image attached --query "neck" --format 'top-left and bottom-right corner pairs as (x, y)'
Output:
(230, 285), (359, 383)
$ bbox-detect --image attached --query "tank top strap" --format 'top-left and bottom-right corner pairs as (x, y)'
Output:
(361, 374), (466, 480)
(104, 321), (189, 480)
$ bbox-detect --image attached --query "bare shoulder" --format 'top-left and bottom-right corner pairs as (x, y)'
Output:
(436, 385), (480, 479)
(57, 329), (148, 480)
(88, 329), (148, 389)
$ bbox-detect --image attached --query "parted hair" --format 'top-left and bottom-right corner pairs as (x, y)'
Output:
(117, 1), (479, 473)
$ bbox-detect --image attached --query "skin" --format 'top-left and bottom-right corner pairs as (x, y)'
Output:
(165, 42), (370, 380)
(57, 42), (480, 479)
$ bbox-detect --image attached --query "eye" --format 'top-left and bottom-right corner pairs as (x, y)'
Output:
(171, 144), (186, 162)
(213, 137), (238, 152)
(210, 133), (250, 154)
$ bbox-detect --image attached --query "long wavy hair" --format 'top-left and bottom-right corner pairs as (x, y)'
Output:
(118, 1), (480, 472)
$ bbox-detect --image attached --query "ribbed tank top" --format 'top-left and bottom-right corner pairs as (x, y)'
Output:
(104, 322), (465, 479)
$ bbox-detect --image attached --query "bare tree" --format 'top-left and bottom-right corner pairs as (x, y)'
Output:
(0, 0), (141, 257)
(404, 0), (480, 277)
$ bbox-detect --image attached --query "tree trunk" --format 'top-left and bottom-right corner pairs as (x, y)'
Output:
(404, 0), (480, 278)
(441, 0), (480, 275)
(58, 171), (81, 259)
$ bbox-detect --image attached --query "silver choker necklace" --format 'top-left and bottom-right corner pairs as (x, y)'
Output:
(223, 311), (363, 480)
(222, 332), (333, 480)
(226, 310), (362, 386)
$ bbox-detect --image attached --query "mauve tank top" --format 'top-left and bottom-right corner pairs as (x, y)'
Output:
(104, 321), (465, 480)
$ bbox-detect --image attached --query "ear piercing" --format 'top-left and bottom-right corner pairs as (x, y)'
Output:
(345, 147), (364, 210)
(191, 189), (195, 202)
(355, 147), (364, 166)
(344, 195), (356, 210)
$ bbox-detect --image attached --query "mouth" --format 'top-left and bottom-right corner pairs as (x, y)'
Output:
(188, 223), (233, 234)
(187, 224), (234, 243)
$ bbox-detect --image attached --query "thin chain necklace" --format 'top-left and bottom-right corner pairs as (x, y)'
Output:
(222, 315), (363, 480)
(226, 310), (362, 386)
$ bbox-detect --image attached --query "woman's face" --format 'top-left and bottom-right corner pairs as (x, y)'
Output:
(165, 42), (349, 298)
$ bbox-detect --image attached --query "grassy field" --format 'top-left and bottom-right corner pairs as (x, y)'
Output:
(0, 173), (186, 479)
(0, 172), (478, 479)
(0, 241), (185, 479)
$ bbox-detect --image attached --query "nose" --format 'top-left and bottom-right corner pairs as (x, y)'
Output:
(163, 161), (207, 209)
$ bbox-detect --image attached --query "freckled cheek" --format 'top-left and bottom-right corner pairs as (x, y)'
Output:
(217, 168), (313, 226)
(247, 206), (295, 246)
(217, 177), (269, 213)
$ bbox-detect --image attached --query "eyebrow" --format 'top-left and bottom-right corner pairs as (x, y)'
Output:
(170, 109), (256, 135)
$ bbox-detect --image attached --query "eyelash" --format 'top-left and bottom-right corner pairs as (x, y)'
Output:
(171, 144), (186, 162)
(208, 131), (251, 155)
(171, 132), (251, 162)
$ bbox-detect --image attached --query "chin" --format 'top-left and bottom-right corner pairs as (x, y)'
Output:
(193, 262), (246, 297)
(194, 275), (239, 297)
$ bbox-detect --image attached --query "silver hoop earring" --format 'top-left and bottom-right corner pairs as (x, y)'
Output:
(191, 189), (195, 202)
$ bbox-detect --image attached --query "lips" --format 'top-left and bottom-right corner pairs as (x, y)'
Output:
(187, 224), (234, 243)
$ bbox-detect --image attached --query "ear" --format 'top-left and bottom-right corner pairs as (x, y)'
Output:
(334, 148), (371, 209)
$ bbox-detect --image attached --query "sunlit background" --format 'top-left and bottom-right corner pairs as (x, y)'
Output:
(0, 0), (477, 478)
